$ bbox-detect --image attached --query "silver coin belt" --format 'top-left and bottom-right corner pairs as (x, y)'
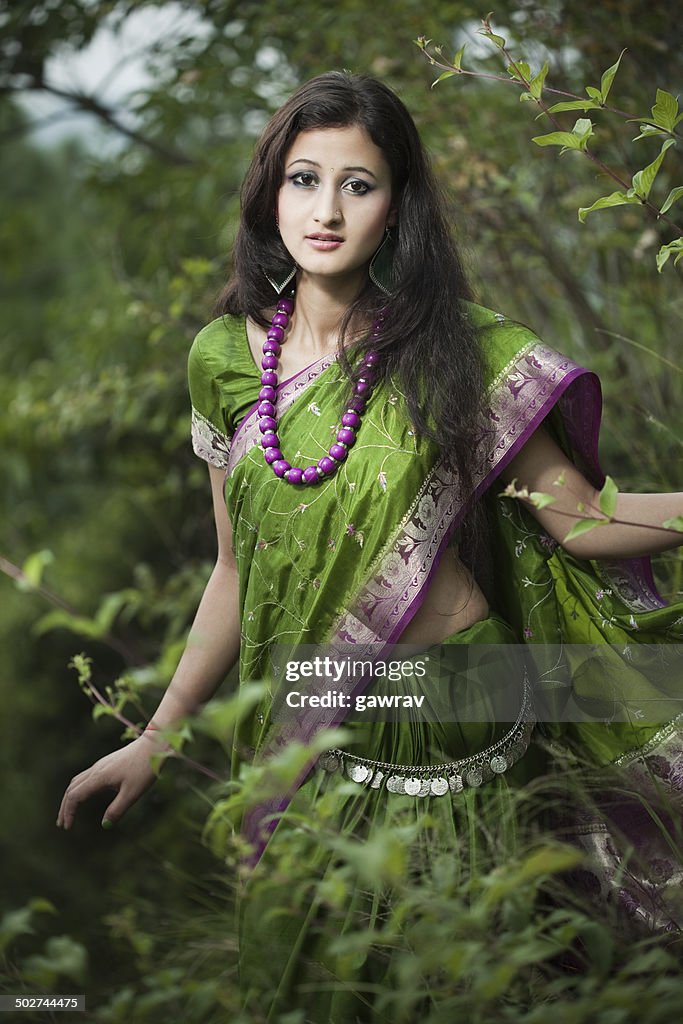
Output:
(318, 676), (536, 797)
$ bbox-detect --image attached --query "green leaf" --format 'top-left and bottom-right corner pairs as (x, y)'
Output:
(620, 948), (679, 977)
(662, 516), (683, 532)
(452, 44), (465, 70)
(533, 131), (581, 149)
(529, 491), (556, 509)
(532, 117), (593, 154)
(196, 683), (267, 744)
(507, 60), (531, 84)
(0, 908), (37, 953)
(431, 71), (456, 88)
(656, 238), (683, 272)
(660, 186), (683, 215)
(23, 935), (88, 987)
(545, 99), (600, 115)
(598, 476), (618, 518)
(631, 139), (675, 199)
(578, 190), (640, 222)
(577, 920), (614, 977)
(632, 123), (667, 141)
(95, 589), (142, 631)
(528, 60), (549, 100)
(18, 549), (54, 590)
(482, 846), (584, 911)
(0, 900), (56, 955)
(479, 28), (506, 49)
(573, 118), (594, 137)
(562, 518), (607, 544)
(34, 609), (106, 639)
(585, 86), (603, 102)
(651, 89), (679, 132)
(29, 897), (58, 914)
(599, 49), (626, 104)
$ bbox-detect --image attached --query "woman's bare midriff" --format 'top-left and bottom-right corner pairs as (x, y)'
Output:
(396, 547), (489, 646)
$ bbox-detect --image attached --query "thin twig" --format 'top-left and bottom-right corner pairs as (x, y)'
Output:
(0, 553), (144, 663)
(595, 330), (683, 375)
(78, 669), (224, 784)
(500, 493), (683, 538)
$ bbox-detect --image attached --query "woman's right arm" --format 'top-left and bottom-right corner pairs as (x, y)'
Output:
(56, 464), (240, 830)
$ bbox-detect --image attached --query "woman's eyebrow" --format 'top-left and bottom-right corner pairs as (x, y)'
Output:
(286, 158), (377, 179)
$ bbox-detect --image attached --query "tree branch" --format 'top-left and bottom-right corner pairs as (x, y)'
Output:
(4, 79), (199, 166)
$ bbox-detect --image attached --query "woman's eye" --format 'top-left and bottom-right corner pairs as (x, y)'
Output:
(291, 172), (318, 187)
(343, 179), (370, 195)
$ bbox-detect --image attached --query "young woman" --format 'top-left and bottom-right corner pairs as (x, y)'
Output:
(58, 72), (683, 1017)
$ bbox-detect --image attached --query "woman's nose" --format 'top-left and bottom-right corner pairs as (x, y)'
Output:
(314, 186), (342, 225)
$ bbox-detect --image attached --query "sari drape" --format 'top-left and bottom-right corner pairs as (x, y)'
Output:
(189, 303), (683, 1016)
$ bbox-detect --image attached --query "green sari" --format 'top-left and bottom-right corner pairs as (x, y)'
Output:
(189, 303), (683, 1018)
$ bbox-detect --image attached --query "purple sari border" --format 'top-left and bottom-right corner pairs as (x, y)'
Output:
(472, 357), (665, 612)
(473, 363), (597, 503)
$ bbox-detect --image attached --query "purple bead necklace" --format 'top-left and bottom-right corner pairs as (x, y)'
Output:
(258, 292), (381, 485)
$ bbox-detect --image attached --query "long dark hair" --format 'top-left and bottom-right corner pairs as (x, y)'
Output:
(216, 72), (488, 526)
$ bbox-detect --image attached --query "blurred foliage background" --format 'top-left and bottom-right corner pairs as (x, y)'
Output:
(1, 0), (681, 1019)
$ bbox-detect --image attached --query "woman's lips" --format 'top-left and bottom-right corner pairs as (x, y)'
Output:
(305, 234), (344, 251)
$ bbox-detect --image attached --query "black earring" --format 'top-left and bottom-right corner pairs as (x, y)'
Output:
(369, 227), (397, 296)
(263, 265), (297, 295)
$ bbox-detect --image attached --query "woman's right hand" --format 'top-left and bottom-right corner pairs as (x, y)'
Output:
(56, 735), (167, 830)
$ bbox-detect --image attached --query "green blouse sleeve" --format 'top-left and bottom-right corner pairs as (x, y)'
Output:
(188, 314), (259, 469)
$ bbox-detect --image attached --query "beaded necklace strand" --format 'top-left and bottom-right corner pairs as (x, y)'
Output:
(258, 292), (381, 485)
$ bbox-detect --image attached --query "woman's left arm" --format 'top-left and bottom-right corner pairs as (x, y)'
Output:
(499, 424), (683, 560)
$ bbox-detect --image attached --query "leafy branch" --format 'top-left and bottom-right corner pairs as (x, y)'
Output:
(416, 15), (683, 271)
(500, 474), (683, 546)
(0, 551), (144, 663)
(68, 653), (224, 783)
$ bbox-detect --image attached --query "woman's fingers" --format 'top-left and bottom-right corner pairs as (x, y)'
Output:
(56, 743), (157, 830)
(101, 782), (146, 827)
(57, 767), (117, 830)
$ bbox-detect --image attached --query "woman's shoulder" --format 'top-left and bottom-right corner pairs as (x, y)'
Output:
(464, 300), (539, 341)
(188, 313), (256, 464)
(463, 301), (545, 374)
(189, 312), (249, 375)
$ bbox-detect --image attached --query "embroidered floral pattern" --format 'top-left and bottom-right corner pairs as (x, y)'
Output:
(191, 407), (231, 469)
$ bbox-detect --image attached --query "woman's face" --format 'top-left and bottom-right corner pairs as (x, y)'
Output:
(277, 124), (395, 291)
